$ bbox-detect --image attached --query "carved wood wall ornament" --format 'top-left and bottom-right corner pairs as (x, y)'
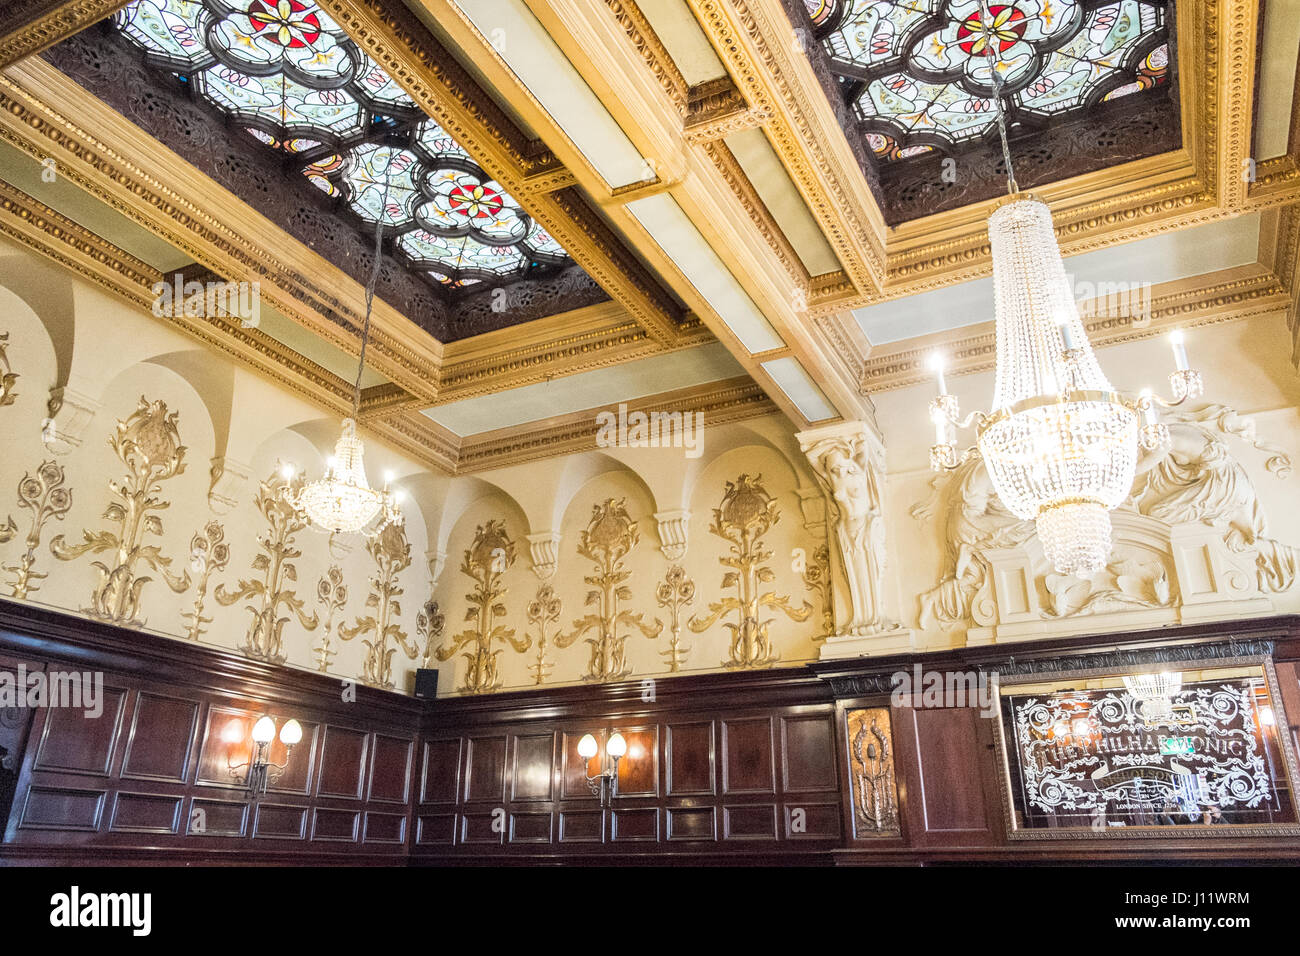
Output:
(689, 475), (812, 669)
(313, 565), (348, 673)
(2, 460), (72, 599)
(555, 499), (662, 683)
(214, 465), (318, 663)
(180, 519), (228, 641)
(339, 518), (416, 689)
(51, 396), (191, 625)
(435, 519), (525, 693)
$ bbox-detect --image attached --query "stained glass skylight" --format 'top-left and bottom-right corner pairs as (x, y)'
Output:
(803, 0), (1170, 163)
(113, 0), (571, 286)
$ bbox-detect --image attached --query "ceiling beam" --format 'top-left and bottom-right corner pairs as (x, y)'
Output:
(0, 0), (126, 67)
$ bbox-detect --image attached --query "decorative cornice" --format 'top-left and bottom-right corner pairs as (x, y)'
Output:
(0, 0), (125, 66)
(859, 266), (1290, 393)
(603, 0), (689, 113)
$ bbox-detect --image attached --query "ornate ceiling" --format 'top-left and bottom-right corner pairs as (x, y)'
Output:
(0, 0), (1295, 477)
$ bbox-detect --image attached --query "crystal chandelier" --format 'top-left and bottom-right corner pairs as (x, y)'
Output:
(1122, 671), (1183, 723)
(926, 2), (1204, 576)
(287, 156), (402, 536)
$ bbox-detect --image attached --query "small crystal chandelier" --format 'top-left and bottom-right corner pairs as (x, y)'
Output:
(1122, 671), (1183, 723)
(926, 1), (1205, 576)
(288, 157), (402, 536)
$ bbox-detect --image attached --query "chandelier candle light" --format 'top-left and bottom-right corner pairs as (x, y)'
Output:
(925, 0), (1205, 576)
(286, 154), (403, 536)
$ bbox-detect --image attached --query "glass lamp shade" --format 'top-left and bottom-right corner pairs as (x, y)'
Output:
(297, 418), (386, 535)
(606, 732), (627, 759)
(251, 715), (276, 744)
(976, 197), (1138, 576)
(278, 718), (303, 746)
(577, 734), (598, 759)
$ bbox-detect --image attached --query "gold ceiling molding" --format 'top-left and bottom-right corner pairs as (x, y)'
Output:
(603, 0), (689, 113)
(436, 302), (711, 405)
(1260, 204), (1300, 368)
(315, 0), (683, 346)
(684, 77), (772, 144)
(684, 0), (1300, 308)
(0, 0), (125, 67)
(859, 265), (1290, 394)
(0, 61), (442, 404)
(454, 376), (776, 473)
(0, 178), (367, 418)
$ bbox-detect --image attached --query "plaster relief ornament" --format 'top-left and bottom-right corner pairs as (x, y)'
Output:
(689, 475), (812, 669)
(51, 397), (191, 625)
(180, 519), (230, 641)
(655, 565), (696, 673)
(914, 402), (1300, 632)
(434, 520), (525, 694)
(339, 517), (417, 689)
(2, 461), (73, 599)
(525, 584), (561, 685)
(313, 565), (348, 672)
(802, 544), (834, 641)
(214, 465), (318, 663)
(555, 499), (662, 683)
(0, 331), (16, 407)
(416, 596), (445, 670)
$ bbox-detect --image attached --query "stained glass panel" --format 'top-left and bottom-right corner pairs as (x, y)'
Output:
(810, 0), (1170, 161)
(112, 0), (570, 286)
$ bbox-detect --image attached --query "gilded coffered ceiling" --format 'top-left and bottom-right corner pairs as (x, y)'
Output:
(0, 0), (1297, 473)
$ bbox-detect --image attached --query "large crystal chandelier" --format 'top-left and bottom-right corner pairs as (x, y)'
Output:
(926, 2), (1204, 576)
(287, 156), (401, 536)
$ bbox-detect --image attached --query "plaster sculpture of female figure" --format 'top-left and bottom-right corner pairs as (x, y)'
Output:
(819, 443), (886, 632)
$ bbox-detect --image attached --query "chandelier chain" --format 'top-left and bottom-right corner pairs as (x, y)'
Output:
(979, 0), (1019, 195)
(353, 159), (393, 417)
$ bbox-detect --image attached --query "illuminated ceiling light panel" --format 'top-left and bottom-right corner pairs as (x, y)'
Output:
(450, 0), (655, 189)
(625, 194), (784, 354)
(113, 0), (571, 288)
(805, 0), (1169, 163)
(760, 357), (837, 422)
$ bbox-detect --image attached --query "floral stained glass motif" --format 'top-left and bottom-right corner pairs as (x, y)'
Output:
(113, 0), (570, 286)
(807, 0), (1170, 162)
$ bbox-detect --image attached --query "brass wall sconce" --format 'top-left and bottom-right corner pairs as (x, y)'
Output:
(224, 715), (301, 797)
(577, 731), (626, 805)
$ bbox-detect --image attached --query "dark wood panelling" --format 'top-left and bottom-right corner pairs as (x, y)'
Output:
(3, 600), (1299, 865)
(721, 717), (775, 795)
(121, 693), (198, 782)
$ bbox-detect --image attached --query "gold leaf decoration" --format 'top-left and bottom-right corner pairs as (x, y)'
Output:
(555, 499), (662, 682)
(416, 596), (445, 669)
(51, 397), (190, 625)
(525, 584), (562, 685)
(846, 708), (901, 837)
(180, 519), (229, 641)
(214, 465), (318, 663)
(3, 460), (72, 599)
(803, 542), (834, 641)
(313, 565), (348, 673)
(688, 474), (812, 669)
(339, 518), (416, 689)
(434, 519), (523, 694)
(0, 331), (16, 407)
(655, 564), (695, 672)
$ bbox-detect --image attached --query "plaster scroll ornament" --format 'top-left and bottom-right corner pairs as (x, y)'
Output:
(51, 397), (192, 625)
(2, 461), (72, 599)
(525, 584), (562, 685)
(688, 475), (812, 669)
(555, 499), (662, 683)
(214, 465), (319, 663)
(338, 517), (418, 689)
(653, 510), (690, 561)
(416, 596), (446, 670)
(313, 565), (349, 673)
(525, 531), (561, 580)
(434, 520), (527, 694)
(0, 331), (17, 407)
(914, 402), (1300, 632)
(181, 519), (230, 641)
